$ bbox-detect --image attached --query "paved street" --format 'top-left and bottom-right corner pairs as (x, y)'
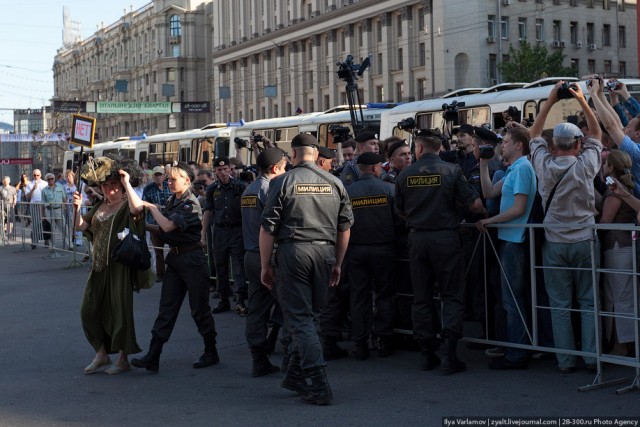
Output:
(0, 241), (638, 427)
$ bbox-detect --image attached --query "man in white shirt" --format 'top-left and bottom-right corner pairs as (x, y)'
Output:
(24, 169), (48, 249)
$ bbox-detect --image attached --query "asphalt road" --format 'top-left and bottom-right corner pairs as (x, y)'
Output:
(0, 241), (638, 427)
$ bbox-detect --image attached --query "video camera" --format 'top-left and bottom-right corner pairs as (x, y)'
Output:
(336, 55), (371, 84)
(329, 124), (353, 144)
(397, 117), (417, 132)
(442, 101), (464, 123)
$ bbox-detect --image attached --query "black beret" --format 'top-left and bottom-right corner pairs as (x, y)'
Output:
(171, 161), (195, 182)
(452, 124), (475, 135)
(317, 146), (336, 159)
(473, 126), (499, 144)
(357, 152), (385, 165)
(213, 156), (230, 167)
(387, 140), (409, 157)
(256, 147), (286, 169)
(355, 132), (378, 143)
(291, 133), (318, 147)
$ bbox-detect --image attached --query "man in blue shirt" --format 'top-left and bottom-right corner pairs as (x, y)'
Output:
(477, 127), (537, 370)
(143, 166), (172, 281)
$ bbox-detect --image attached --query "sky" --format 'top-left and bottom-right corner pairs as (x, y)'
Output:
(0, 0), (146, 127)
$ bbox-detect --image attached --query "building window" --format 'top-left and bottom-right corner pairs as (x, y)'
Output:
(603, 24), (611, 46)
(619, 61), (626, 76)
(518, 18), (527, 41)
(570, 58), (579, 75)
(378, 53), (383, 74)
(396, 82), (404, 102)
(419, 43), (426, 66)
(170, 15), (182, 37)
(586, 23), (594, 44)
(588, 59), (595, 74)
(587, 0), (594, 7)
(570, 0), (577, 5)
(500, 16), (509, 40)
(553, 20), (561, 42)
(489, 54), (497, 82)
(535, 19), (544, 42)
(604, 60), (612, 74)
(417, 78), (427, 100)
(418, 7), (425, 32)
(618, 26), (626, 48)
(397, 14), (402, 37)
(172, 45), (180, 57)
(570, 22), (578, 44)
(167, 68), (176, 81)
(376, 19), (382, 42)
(603, 0), (610, 9)
(375, 85), (384, 102)
(488, 15), (496, 38)
(397, 48), (403, 70)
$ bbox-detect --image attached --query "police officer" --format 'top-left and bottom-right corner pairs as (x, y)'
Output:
(316, 146), (336, 172)
(383, 139), (412, 184)
(396, 133), (485, 374)
(346, 152), (397, 359)
(260, 133), (353, 405)
(339, 132), (380, 186)
(132, 162), (219, 372)
(241, 148), (288, 377)
(202, 157), (248, 314)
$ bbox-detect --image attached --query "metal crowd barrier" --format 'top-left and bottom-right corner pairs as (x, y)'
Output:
(460, 221), (640, 394)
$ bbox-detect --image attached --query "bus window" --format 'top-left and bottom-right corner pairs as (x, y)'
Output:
(523, 101), (537, 124)
(138, 150), (148, 166)
(149, 142), (163, 166)
(120, 148), (135, 159)
(539, 98), (582, 129)
(215, 137), (230, 158)
(193, 138), (213, 168)
(462, 107), (491, 127)
(164, 141), (179, 164)
(180, 145), (190, 163)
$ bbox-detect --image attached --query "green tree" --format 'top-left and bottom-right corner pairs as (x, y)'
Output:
(497, 40), (577, 82)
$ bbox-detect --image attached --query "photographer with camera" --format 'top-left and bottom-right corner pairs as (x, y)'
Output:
(588, 78), (640, 197)
(529, 80), (602, 373)
(607, 80), (640, 127)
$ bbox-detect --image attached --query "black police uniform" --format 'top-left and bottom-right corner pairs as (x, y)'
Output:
(346, 172), (396, 357)
(241, 173), (285, 374)
(262, 161), (353, 371)
(204, 177), (247, 311)
(133, 189), (218, 370)
(395, 152), (477, 352)
(338, 158), (360, 186)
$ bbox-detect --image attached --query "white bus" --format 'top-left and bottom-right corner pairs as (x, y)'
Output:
(379, 77), (640, 141)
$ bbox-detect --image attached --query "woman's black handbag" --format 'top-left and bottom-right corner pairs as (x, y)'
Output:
(111, 213), (151, 271)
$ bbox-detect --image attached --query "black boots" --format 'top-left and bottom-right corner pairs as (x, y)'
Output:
(420, 339), (441, 371)
(354, 340), (369, 360)
(265, 326), (280, 355)
(378, 336), (394, 358)
(280, 352), (308, 395)
(321, 335), (348, 360)
(441, 337), (466, 375)
(193, 335), (220, 369)
(301, 367), (333, 406)
(251, 348), (280, 377)
(131, 337), (164, 372)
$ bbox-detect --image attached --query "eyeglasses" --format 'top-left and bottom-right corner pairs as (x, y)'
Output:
(33, 174), (40, 177)
(46, 178), (55, 181)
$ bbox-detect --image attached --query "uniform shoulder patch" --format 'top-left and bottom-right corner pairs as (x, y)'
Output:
(294, 183), (333, 195)
(182, 203), (192, 211)
(351, 195), (388, 209)
(407, 175), (442, 187)
(241, 195), (258, 208)
(345, 174), (353, 182)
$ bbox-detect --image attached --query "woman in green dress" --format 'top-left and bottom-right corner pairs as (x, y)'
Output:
(73, 156), (148, 375)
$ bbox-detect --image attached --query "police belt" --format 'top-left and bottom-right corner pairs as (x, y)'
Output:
(277, 239), (334, 245)
(214, 223), (241, 229)
(169, 243), (203, 255)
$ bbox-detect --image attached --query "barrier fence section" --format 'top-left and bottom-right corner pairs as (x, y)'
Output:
(4, 200), (640, 393)
(463, 221), (640, 394)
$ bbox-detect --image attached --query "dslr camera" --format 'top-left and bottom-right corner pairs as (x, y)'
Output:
(252, 132), (264, 143)
(606, 79), (621, 91)
(556, 82), (579, 99)
(479, 145), (495, 159)
(397, 117), (417, 131)
(329, 124), (352, 143)
(234, 137), (249, 149)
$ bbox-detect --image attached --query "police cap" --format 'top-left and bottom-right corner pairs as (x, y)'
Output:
(387, 140), (409, 157)
(171, 161), (195, 182)
(357, 152), (385, 165)
(213, 156), (230, 167)
(355, 132), (378, 143)
(256, 147), (286, 169)
(291, 133), (318, 148)
(452, 124), (475, 135)
(473, 126), (499, 144)
(317, 146), (336, 159)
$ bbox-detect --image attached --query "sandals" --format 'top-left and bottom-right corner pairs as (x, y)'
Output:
(84, 357), (112, 374)
(105, 360), (131, 375)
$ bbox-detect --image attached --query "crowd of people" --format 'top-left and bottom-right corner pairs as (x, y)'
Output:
(5, 77), (640, 406)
